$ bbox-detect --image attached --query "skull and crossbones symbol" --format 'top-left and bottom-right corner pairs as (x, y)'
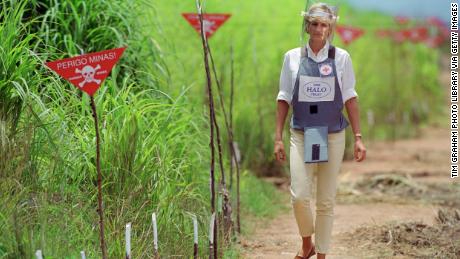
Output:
(75, 64), (101, 88)
(203, 19), (215, 34)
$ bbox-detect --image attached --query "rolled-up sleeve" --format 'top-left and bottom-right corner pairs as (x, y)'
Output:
(341, 53), (358, 104)
(277, 53), (293, 105)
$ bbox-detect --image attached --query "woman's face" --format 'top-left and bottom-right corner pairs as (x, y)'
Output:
(307, 20), (330, 42)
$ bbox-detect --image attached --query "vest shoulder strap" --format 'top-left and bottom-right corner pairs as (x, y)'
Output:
(301, 46), (307, 57)
(328, 46), (336, 59)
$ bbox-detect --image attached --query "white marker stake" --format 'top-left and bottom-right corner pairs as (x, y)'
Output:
(80, 251), (86, 259)
(126, 223), (132, 259)
(191, 214), (199, 258)
(403, 111), (409, 125)
(231, 141), (241, 168)
(209, 213), (215, 244)
(152, 213), (158, 252)
(35, 250), (43, 259)
(367, 110), (374, 126)
(193, 215), (198, 245)
(208, 212), (215, 258)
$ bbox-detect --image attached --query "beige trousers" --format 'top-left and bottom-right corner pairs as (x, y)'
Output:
(289, 128), (346, 254)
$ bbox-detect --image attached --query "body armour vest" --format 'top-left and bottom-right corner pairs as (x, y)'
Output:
(290, 45), (349, 133)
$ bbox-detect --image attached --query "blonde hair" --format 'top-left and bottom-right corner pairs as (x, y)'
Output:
(303, 3), (337, 40)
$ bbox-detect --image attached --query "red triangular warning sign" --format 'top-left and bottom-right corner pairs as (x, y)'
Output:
(46, 47), (126, 96)
(335, 25), (365, 45)
(182, 13), (231, 38)
(391, 26), (429, 44)
(394, 16), (410, 25)
(407, 26), (429, 43)
(427, 16), (450, 39)
(392, 30), (407, 43)
(375, 29), (392, 38)
(424, 35), (445, 48)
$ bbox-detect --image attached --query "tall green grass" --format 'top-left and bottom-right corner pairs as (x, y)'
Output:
(0, 0), (447, 257)
(1, 0), (212, 257)
(0, 1), (38, 137)
(151, 0), (444, 169)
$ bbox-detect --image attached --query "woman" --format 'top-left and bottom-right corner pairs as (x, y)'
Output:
(274, 3), (366, 259)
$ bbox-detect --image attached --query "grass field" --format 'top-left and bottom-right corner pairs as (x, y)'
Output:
(0, 0), (446, 257)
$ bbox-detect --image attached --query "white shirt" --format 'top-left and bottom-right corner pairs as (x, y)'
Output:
(277, 41), (358, 105)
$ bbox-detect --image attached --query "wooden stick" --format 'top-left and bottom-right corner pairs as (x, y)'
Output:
(195, 1), (218, 257)
(207, 45), (233, 242)
(90, 96), (107, 259)
(229, 44), (234, 191)
(229, 44), (241, 234)
(207, 47), (227, 185)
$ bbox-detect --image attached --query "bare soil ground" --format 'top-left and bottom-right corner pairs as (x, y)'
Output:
(238, 124), (459, 259)
(237, 54), (459, 259)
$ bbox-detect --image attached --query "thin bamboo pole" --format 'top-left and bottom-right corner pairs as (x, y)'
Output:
(195, 1), (218, 257)
(90, 96), (107, 259)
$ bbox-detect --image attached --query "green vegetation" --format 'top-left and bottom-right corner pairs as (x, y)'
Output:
(0, 0), (445, 258)
(152, 0), (444, 166)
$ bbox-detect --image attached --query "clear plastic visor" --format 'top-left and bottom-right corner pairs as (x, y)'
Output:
(299, 7), (338, 54)
(302, 10), (336, 22)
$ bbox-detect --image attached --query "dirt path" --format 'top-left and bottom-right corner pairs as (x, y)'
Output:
(237, 54), (458, 259)
(238, 125), (456, 259)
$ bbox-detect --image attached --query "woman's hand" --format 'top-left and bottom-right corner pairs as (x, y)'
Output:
(275, 100), (289, 163)
(274, 140), (286, 163)
(354, 138), (366, 162)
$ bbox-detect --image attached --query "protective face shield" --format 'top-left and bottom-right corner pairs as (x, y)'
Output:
(299, 2), (339, 53)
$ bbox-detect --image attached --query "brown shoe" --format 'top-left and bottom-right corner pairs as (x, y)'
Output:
(294, 245), (316, 259)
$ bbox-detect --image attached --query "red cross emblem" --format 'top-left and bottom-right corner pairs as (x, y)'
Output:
(320, 64), (332, 76)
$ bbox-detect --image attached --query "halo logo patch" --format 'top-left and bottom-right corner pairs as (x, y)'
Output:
(298, 76), (335, 102)
(303, 81), (332, 98)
